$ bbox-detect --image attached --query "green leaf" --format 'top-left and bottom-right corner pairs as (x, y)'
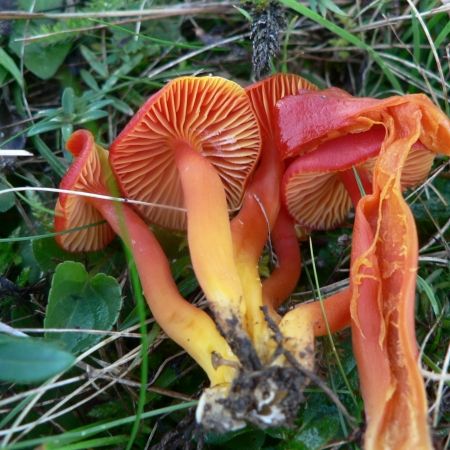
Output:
(10, 37), (72, 80)
(80, 69), (99, 91)
(27, 120), (62, 137)
(62, 87), (75, 117)
(0, 47), (24, 88)
(77, 110), (109, 124)
(109, 97), (134, 116)
(80, 46), (108, 78)
(33, 237), (84, 271)
(0, 334), (74, 384)
(0, 181), (16, 212)
(31, 135), (67, 177)
(291, 415), (340, 450)
(45, 261), (122, 353)
(0, 66), (7, 85)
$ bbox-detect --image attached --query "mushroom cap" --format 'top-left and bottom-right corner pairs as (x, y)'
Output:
(276, 88), (380, 159)
(245, 73), (317, 141)
(282, 126), (385, 230)
(401, 142), (435, 190)
(110, 76), (261, 230)
(276, 88), (438, 190)
(55, 130), (116, 252)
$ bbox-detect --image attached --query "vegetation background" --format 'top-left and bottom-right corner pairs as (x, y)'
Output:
(0, 0), (449, 448)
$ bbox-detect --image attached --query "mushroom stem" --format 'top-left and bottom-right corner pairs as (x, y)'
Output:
(230, 141), (282, 358)
(350, 104), (433, 450)
(262, 206), (301, 315)
(338, 167), (372, 207)
(280, 288), (351, 337)
(57, 130), (238, 386)
(87, 196), (237, 385)
(173, 141), (247, 335)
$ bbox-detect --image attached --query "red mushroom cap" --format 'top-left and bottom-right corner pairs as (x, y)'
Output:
(245, 73), (317, 141)
(282, 126), (386, 230)
(55, 130), (115, 252)
(110, 76), (261, 230)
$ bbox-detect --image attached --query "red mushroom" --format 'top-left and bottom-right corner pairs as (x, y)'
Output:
(109, 76), (261, 343)
(55, 129), (237, 386)
(275, 89), (438, 339)
(277, 88), (450, 448)
(229, 73), (316, 358)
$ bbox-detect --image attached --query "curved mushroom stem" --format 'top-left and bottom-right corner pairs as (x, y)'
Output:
(87, 195), (237, 386)
(230, 142), (282, 360)
(173, 141), (251, 352)
(280, 288), (351, 337)
(262, 206), (302, 317)
(57, 130), (238, 386)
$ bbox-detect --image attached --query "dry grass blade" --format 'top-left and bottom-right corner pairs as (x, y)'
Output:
(431, 343), (450, 426)
(144, 33), (249, 79)
(0, 2), (234, 20)
(405, 0), (448, 104)
(352, 4), (450, 31)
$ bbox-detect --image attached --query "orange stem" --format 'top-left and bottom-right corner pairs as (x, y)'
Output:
(88, 196), (236, 385)
(262, 206), (301, 312)
(173, 141), (246, 333)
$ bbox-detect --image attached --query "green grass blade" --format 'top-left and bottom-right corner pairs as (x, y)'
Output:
(5, 401), (197, 450)
(279, 0), (403, 92)
(124, 248), (149, 450)
(417, 275), (440, 316)
(308, 237), (359, 409)
(0, 221), (105, 243)
(0, 47), (24, 88)
(31, 136), (67, 177)
(47, 435), (130, 450)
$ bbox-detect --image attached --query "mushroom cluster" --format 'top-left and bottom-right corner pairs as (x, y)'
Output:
(53, 74), (450, 447)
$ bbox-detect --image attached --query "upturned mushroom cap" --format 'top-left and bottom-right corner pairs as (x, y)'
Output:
(245, 73), (317, 141)
(282, 126), (386, 230)
(276, 90), (439, 215)
(110, 76), (261, 230)
(55, 130), (115, 252)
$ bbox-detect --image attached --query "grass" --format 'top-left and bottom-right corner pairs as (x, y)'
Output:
(0, 0), (449, 449)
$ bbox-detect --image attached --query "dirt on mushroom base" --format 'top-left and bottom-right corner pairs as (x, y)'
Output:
(196, 313), (313, 433)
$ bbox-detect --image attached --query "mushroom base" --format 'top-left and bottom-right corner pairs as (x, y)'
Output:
(196, 364), (308, 433)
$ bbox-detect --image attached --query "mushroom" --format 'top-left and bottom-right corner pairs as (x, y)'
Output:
(275, 89), (438, 338)
(281, 125), (386, 230)
(54, 129), (237, 386)
(349, 99), (449, 450)
(109, 76), (261, 343)
(261, 205), (301, 312)
(229, 73), (316, 358)
(278, 88), (450, 448)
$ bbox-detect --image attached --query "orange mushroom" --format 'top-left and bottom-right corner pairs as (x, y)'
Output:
(55, 129), (237, 386)
(275, 89), (438, 339)
(109, 76), (261, 345)
(228, 73), (316, 358)
(276, 89), (450, 448)
(281, 125), (385, 230)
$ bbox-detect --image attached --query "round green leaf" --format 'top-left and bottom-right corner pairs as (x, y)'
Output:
(45, 261), (122, 353)
(0, 335), (74, 384)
